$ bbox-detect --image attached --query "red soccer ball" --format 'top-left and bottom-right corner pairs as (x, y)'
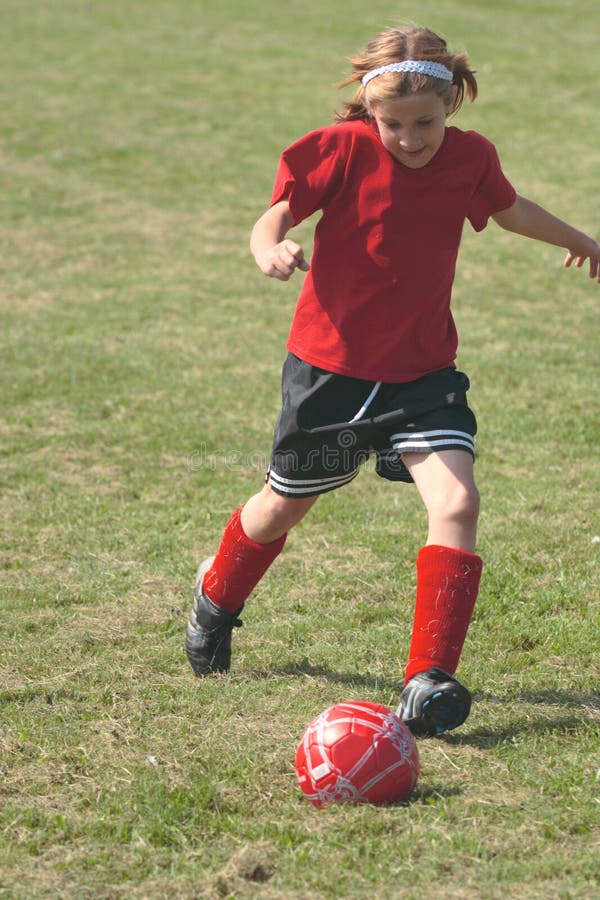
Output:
(295, 700), (419, 808)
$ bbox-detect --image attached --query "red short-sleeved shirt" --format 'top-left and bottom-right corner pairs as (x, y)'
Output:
(270, 120), (516, 383)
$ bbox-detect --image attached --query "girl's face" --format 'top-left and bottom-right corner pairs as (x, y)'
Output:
(370, 90), (454, 169)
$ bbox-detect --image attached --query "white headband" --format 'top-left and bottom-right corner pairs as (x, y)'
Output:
(362, 60), (453, 87)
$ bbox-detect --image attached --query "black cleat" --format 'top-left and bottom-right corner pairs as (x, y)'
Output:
(185, 557), (243, 676)
(397, 667), (471, 737)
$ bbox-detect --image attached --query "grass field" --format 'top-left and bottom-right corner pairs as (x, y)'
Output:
(1, 1), (599, 897)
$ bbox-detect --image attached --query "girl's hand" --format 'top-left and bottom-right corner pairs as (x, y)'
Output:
(256, 240), (310, 281)
(564, 239), (600, 282)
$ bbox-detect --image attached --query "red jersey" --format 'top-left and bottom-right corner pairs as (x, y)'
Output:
(270, 120), (516, 382)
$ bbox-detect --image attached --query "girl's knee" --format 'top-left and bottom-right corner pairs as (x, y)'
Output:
(431, 482), (480, 525)
(250, 482), (317, 532)
(460, 483), (480, 521)
(266, 486), (317, 529)
(241, 484), (316, 544)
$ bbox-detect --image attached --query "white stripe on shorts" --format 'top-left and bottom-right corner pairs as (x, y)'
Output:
(269, 467), (360, 496)
(391, 428), (474, 454)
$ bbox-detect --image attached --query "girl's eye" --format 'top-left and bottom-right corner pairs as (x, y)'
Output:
(383, 119), (433, 128)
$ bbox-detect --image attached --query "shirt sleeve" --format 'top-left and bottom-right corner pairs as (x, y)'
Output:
(467, 136), (517, 232)
(270, 127), (345, 225)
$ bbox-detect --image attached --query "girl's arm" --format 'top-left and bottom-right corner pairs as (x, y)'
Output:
(250, 200), (310, 281)
(492, 195), (600, 282)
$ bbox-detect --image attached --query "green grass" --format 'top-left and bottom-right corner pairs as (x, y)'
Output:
(1, 1), (599, 897)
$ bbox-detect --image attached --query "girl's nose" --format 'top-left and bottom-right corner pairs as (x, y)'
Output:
(399, 131), (421, 150)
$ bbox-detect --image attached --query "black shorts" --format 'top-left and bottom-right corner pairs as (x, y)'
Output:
(267, 354), (477, 498)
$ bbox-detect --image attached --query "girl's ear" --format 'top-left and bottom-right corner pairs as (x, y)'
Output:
(446, 84), (460, 116)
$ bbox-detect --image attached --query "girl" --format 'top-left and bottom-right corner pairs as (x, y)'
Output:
(186, 26), (600, 736)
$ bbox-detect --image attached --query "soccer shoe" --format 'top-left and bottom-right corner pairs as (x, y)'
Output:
(185, 556), (243, 676)
(396, 667), (471, 737)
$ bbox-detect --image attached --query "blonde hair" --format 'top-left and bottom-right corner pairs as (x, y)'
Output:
(336, 25), (478, 121)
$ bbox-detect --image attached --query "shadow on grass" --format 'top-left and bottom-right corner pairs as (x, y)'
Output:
(410, 783), (464, 804)
(247, 662), (599, 751)
(454, 687), (600, 747)
(444, 712), (598, 749)
(251, 660), (402, 692)
(379, 783), (465, 808)
(475, 688), (599, 709)
(253, 664), (599, 711)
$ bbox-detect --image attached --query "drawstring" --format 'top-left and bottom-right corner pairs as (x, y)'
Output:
(349, 381), (382, 423)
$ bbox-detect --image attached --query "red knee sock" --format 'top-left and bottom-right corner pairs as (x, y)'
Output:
(202, 507), (287, 612)
(405, 545), (483, 684)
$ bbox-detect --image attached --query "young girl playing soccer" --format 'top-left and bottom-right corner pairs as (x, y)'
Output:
(186, 25), (600, 736)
